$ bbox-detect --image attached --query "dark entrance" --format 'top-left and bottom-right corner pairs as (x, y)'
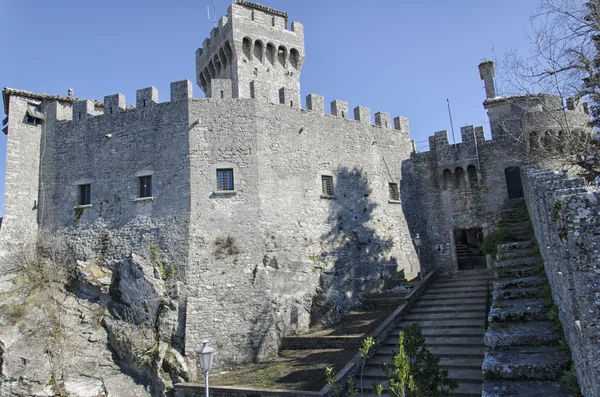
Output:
(505, 166), (524, 199)
(454, 228), (486, 270)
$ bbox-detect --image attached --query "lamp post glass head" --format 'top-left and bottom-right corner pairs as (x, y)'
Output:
(198, 340), (215, 374)
(414, 233), (421, 247)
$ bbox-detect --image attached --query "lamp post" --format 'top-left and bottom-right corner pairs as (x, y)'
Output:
(414, 233), (423, 281)
(198, 340), (215, 397)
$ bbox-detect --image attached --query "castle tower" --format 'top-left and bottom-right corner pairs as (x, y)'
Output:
(195, 1), (305, 104)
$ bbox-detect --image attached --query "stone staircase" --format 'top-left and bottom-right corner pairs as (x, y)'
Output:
(482, 199), (574, 396)
(360, 270), (493, 396)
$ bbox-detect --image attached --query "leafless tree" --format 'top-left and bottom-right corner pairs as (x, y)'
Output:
(495, 0), (600, 183)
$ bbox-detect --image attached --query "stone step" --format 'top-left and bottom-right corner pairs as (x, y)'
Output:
(482, 380), (574, 397)
(506, 233), (533, 241)
(389, 327), (484, 339)
(482, 346), (570, 380)
(419, 327), (486, 337)
(495, 256), (540, 269)
(383, 335), (484, 347)
(403, 311), (487, 321)
(493, 286), (543, 300)
(369, 354), (484, 369)
(485, 321), (558, 348)
(431, 279), (493, 289)
(496, 247), (537, 260)
(497, 241), (533, 253)
(410, 304), (487, 314)
(415, 297), (487, 308)
(361, 297), (407, 308)
(359, 378), (483, 395)
(421, 288), (491, 301)
(494, 265), (539, 279)
(398, 318), (485, 329)
(494, 276), (547, 290)
(377, 345), (485, 358)
(425, 285), (490, 294)
(362, 366), (483, 382)
(488, 298), (548, 322)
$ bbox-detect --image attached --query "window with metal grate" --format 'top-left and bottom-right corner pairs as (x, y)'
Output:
(321, 175), (334, 196)
(78, 184), (91, 205)
(217, 169), (234, 191)
(389, 183), (399, 201)
(139, 175), (152, 198)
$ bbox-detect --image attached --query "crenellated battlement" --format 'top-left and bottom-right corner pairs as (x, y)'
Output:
(19, 79), (409, 137)
(36, 80), (194, 124)
(420, 126), (487, 156)
(303, 94), (408, 133)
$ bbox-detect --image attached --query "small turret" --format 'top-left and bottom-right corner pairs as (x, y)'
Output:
(478, 61), (496, 99)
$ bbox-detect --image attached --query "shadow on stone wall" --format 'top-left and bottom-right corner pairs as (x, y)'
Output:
(400, 158), (431, 271)
(311, 167), (401, 326)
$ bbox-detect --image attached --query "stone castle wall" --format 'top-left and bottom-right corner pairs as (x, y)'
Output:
(183, 87), (419, 369)
(403, 128), (527, 271)
(1, 80), (419, 371)
(522, 166), (600, 396)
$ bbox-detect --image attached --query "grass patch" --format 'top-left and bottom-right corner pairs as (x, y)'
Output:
(488, 322), (512, 331)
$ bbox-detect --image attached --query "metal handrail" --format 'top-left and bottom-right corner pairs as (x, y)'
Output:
(484, 279), (491, 330)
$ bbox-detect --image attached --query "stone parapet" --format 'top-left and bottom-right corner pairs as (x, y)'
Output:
(522, 166), (600, 396)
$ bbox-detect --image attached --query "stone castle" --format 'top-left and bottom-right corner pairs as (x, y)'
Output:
(1, 1), (598, 392)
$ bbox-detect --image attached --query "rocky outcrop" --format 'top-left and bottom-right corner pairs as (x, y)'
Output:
(0, 248), (187, 397)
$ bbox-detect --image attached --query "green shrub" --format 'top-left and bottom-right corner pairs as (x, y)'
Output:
(480, 227), (509, 258)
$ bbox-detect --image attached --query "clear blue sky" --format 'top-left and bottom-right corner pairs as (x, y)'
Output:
(0, 0), (541, 216)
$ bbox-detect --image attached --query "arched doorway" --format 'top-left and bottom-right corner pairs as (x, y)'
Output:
(504, 166), (524, 199)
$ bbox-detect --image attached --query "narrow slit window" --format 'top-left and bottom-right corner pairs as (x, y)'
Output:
(217, 169), (234, 191)
(321, 175), (334, 196)
(78, 184), (91, 205)
(389, 183), (399, 201)
(139, 175), (152, 198)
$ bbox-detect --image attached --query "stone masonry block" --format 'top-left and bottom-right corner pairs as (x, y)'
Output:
(306, 94), (324, 114)
(210, 79), (233, 99)
(250, 80), (269, 102)
(136, 87), (158, 108)
(104, 94), (126, 115)
(291, 21), (304, 34)
(474, 126), (485, 144)
(434, 130), (449, 146)
(375, 112), (391, 128)
(170, 80), (193, 102)
(394, 116), (409, 134)
(279, 87), (300, 108)
(73, 100), (97, 121)
(354, 106), (370, 124)
(461, 125), (475, 145)
(331, 100), (349, 119)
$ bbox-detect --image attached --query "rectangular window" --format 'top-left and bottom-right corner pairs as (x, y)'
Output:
(321, 175), (334, 196)
(78, 184), (91, 205)
(139, 175), (152, 198)
(389, 183), (399, 201)
(217, 169), (234, 191)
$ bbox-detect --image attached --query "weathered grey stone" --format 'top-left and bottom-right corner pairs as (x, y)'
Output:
(495, 256), (541, 269)
(483, 346), (569, 380)
(492, 287), (543, 301)
(488, 299), (548, 322)
(483, 380), (574, 397)
(494, 276), (547, 290)
(485, 321), (558, 348)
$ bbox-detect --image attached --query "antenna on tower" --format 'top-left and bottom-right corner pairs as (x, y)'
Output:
(447, 98), (457, 146)
(207, 0), (217, 27)
(282, 0), (285, 11)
